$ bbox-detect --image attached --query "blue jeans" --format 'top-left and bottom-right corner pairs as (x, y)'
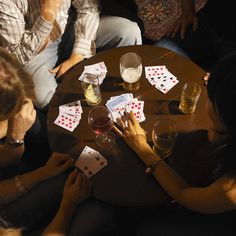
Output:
(24, 16), (142, 109)
(155, 37), (189, 58)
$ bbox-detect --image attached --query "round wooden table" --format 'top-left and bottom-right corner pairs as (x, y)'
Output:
(47, 45), (210, 206)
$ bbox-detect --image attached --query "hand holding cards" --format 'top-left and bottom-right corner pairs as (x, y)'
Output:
(145, 65), (179, 94)
(106, 93), (145, 123)
(54, 100), (83, 132)
(78, 61), (107, 85)
(75, 146), (108, 178)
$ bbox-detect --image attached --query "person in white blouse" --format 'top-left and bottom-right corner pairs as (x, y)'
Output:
(0, 0), (142, 109)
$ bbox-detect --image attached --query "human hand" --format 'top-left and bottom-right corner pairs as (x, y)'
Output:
(167, 0), (198, 39)
(42, 153), (74, 178)
(202, 72), (210, 86)
(49, 53), (84, 78)
(7, 99), (36, 141)
(62, 170), (92, 208)
(40, 0), (63, 22)
(113, 112), (149, 154)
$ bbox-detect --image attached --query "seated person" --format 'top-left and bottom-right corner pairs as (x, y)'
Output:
(0, 48), (50, 178)
(0, 48), (115, 235)
(114, 51), (236, 234)
(0, 0), (142, 109)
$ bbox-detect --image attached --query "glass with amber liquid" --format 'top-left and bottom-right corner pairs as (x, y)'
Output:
(152, 119), (178, 158)
(179, 82), (201, 114)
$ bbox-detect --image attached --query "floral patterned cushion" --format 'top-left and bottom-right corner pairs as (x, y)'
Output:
(135, 0), (208, 41)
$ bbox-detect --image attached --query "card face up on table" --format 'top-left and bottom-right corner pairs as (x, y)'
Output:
(145, 65), (179, 94)
(75, 146), (108, 178)
(54, 100), (83, 132)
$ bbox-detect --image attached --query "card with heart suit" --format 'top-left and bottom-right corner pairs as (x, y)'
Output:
(145, 65), (179, 94)
(75, 146), (108, 178)
(105, 93), (145, 123)
(54, 100), (83, 132)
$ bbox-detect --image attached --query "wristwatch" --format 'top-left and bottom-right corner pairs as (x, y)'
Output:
(6, 138), (24, 147)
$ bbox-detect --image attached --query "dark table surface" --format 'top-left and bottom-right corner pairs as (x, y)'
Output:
(47, 45), (210, 206)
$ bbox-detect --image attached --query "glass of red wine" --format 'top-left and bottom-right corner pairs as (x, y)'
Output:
(88, 106), (115, 148)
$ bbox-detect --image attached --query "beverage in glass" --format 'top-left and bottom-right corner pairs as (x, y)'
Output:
(120, 52), (142, 91)
(179, 82), (201, 114)
(88, 106), (115, 148)
(152, 119), (177, 158)
(81, 74), (101, 106)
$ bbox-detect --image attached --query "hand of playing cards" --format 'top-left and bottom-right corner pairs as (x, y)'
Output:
(54, 100), (83, 132)
(145, 65), (179, 94)
(106, 93), (145, 123)
(78, 61), (107, 85)
(75, 146), (108, 178)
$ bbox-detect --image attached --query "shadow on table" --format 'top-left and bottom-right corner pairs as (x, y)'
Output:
(101, 76), (123, 92)
(144, 100), (181, 115)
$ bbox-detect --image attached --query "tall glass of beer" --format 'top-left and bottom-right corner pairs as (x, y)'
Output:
(120, 52), (142, 91)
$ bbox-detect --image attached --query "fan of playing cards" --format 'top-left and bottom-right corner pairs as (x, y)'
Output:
(54, 100), (83, 132)
(145, 65), (179, 94)
(106, 93), (145, 123)
(78, 61), (107, 85)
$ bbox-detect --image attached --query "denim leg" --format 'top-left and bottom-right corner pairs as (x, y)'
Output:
(24, 41), (59, 109)
(68, 199), (116, 236)
(155, 37), (189, 58)
(96, 16), (142, 50)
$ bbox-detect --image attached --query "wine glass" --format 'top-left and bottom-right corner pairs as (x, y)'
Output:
(152, 118), (178, 159)
(88, 106), (115, 148)
(120, 52), (142, 91)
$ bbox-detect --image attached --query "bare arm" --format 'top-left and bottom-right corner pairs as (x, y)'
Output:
(0, 100), (36, 167)
(114, 112), (236, 214)
(43, 171), (91, 235)
(0, 0), (62, 64)
(0, 153), (74, 208)
(50, 0), (100, 78)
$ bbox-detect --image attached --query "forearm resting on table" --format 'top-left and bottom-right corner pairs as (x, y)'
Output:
(0, 144), (24, 167)
(0, 167), (49, 208)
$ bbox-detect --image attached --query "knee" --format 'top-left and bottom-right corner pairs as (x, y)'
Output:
(114, 19), (142, 46)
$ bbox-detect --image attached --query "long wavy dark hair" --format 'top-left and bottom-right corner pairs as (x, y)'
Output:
(207, 51), (236, 174)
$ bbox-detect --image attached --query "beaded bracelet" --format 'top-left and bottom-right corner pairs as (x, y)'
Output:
(14, 175), (28, 194)
(145, 159), (164, 174)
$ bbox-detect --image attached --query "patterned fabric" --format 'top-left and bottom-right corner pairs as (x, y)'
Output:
(135, 0), (208, 41)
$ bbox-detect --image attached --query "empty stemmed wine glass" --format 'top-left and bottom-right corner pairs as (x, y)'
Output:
(88, 106), (115, 148)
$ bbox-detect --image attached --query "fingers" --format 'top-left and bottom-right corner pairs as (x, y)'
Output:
(65, 170), (78, 187)
(192, 16), (198, 32)
(113, 125), (123, 137)
(49, 66), (59, 75)
(171, 23), (181, 38)
(180, 22), (188, 40)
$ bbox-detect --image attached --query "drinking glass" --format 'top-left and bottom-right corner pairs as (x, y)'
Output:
(152, 119), (178, 158)
(179, 82), (201, 114)
(88, 106), (115, 148)
(81, 74), (102, 106)
(120, 52), (142, 91)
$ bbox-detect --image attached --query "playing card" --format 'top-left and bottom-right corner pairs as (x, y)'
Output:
(106, 94), (128, 112)
(75, 146), (108, 178)
(54, 113), (79, 132)
(78, 62), (107, 85)
(145, 65), (179, 94)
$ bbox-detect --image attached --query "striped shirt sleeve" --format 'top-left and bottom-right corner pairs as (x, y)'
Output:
(0, 0), (53, 64)
(72, 0), (100, 58)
